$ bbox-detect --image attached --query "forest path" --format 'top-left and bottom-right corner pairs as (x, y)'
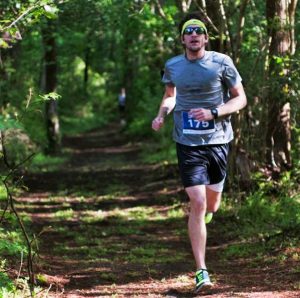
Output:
(19, 124), (299, 298)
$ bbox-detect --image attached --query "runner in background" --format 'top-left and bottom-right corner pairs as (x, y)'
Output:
(118, 87), (126, 126)
(151, 12), (247, 293)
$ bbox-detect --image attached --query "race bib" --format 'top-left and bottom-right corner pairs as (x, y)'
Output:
(182, 111), (216, 135)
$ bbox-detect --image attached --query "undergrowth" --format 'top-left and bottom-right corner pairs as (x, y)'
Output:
(220, 170), (300, 263)
(0, 185), (38, 298)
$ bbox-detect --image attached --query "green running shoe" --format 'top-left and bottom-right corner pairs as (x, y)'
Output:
(195, 269), (213, 293)
(205, 212), (213, 224)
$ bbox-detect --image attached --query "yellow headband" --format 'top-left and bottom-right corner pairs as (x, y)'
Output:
(181, 19), (207, 35)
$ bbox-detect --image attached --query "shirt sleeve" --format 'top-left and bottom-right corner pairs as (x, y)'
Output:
(161, 64), (174, 85)
(222, 56), (242, 88)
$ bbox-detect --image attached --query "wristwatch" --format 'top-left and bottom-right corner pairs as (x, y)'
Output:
(211, 108), (218, 119)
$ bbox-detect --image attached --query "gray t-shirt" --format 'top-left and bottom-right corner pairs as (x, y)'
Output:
(162, 51), (242, 146)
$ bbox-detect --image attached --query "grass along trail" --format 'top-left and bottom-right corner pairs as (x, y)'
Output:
(18, 124), (299, 297)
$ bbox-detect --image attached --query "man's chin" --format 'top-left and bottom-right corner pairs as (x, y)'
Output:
(189, 46), (201, 52)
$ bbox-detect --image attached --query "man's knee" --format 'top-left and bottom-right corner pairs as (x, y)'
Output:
(185, 186), (207, 213)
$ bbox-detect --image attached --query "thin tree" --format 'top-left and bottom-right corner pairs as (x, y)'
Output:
(265, 0), (298, 172)
(41, 18), (61, 154)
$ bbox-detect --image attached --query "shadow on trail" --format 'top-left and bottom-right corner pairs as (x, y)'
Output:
(18, 124), (300, 297)
(19, 124), (195, 295)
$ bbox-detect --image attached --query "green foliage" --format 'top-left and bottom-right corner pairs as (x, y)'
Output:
(1, 129), (36, 168)
(60, 111), (112, 137)
(0, 271), (15, 294)
(0, 0), (58, 47)
(29, 152), (68, 172)
(39, 92), (61, 101)
(0, 1), (62, 152)
(0, 229), (27, 256)
(0, 260), (15, 294)
(0, 116), (22, 131)
(0, 185), (7, 201)
(0, 213), (34, 295)
(0, 276), (43, 298)
(0, 1), (299, 293)
(238, 194), (299, 236)
(48, 0), (180, 140)
(0, 0), (299, 166)
(0, 205), (31, 258)
(54, 208), (74, 220)
(221, 172), (300, 260)
(0, 220), (31, 295)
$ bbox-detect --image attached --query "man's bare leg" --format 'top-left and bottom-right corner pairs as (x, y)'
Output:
(185, 185), (207, 270)
(206, 187), (222, 213)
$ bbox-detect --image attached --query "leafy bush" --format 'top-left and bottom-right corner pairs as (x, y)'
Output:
(0, 228), (27, 257)
(221, 171), (300, 259)
(1, 129), (36, 168)
(0, 261), (15, 297)
(0, 272), (15, 294)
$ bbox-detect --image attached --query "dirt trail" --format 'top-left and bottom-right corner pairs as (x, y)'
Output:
(19, 125), (299, 297)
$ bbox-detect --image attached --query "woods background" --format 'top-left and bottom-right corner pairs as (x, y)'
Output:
(1, 0), (299, 176)
(0, 0), (299, 296)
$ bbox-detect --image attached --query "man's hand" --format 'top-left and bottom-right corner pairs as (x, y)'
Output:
(152, 116), (164, 131)
(189, 108), (214, 121)
(152, 86), (176, 132)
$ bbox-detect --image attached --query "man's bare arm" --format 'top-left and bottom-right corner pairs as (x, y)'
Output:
(189, 83), (247, 121)
(218, 83), (247, 117)
(152, 85), (176, 131)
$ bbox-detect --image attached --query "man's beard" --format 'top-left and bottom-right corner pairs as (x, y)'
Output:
(187, 44), (202, 52)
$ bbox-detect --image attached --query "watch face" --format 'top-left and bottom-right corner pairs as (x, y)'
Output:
(211, 108), (218, 118)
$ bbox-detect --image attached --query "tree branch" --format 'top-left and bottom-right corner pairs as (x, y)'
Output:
(0, 131), (36, 292)
(192, 0), (219, 33)
(154, 0), (166, 18)
(235, 0), (251, 64)
(218, 0), (232, 55)
(2, 5), (38, 31)
(3, 179), (36, 290)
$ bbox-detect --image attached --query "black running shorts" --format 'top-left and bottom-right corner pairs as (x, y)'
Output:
(176, 142), (229, 188)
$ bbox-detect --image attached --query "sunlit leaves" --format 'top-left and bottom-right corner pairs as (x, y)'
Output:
(39, 92), (62, 101)
(0, 0), (58, 35)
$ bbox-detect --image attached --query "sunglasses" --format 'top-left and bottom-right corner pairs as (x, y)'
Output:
(183, 27), (206, 35)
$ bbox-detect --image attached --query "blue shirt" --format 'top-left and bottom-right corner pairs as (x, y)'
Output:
(162, 51), (242, 145)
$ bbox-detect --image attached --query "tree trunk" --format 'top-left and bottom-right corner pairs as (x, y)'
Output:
(205, 0), (232, 54)
(83, 45), (90, 95)
(41, 19), (61, 154)
(265, 0), (297, 172)
(204, 1), (252, 189)
(234, 0), (250, 64)
(175, 0), (193, 13)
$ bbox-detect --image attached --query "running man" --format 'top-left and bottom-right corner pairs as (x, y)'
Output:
(152, 13), (247, 293)
(118, 87), (126, 125)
